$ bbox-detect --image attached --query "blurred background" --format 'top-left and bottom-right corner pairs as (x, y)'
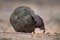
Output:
(0, 0), (60, 40)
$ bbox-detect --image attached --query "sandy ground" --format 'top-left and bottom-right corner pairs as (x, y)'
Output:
(0, 0), (60, 40)
(0, 21), (59, 40)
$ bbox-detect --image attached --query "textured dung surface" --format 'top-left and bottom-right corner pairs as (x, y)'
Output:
(10, 6), (35, 33)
